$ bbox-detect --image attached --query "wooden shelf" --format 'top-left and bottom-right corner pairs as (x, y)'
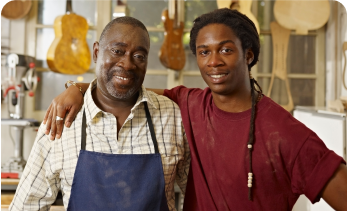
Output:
(1, 179), (19, 186)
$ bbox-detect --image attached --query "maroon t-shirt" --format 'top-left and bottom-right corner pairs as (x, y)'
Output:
(164, 86), (345, 211)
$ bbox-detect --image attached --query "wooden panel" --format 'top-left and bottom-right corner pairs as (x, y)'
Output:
(1, 193), (14, 205)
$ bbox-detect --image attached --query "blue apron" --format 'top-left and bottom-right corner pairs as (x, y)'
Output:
(67, 102), (170, 211)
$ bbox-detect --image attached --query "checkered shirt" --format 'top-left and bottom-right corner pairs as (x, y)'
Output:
(9, 79), (190, 211)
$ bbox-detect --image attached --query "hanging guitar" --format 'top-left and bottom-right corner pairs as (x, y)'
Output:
(274, 0), (330, 35)
(216, 0), (260, 34)
(46, 0), (91, 75)
(1, 0), (32, 20)
(159, 0), (186, 71)
(267, 22), (294, 112)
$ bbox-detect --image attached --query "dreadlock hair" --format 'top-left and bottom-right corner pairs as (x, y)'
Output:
(190, 8), (262, 201)
(99, 16), (149, 44)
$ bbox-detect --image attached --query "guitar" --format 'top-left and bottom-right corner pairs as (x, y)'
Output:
(216, 0), (260, 34)
(1, 0), (32, 20)
(267, 22), (293, 112)
(159, 0), (186, 71)
(46, 0), (91, 75)
(274, 0), (330, 35)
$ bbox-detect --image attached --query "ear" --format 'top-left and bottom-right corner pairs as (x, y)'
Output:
(93, 42), (100, 63)
(245, 48), (254, 65)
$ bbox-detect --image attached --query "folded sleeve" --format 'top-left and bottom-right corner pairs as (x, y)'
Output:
(291, 133), (346, 203)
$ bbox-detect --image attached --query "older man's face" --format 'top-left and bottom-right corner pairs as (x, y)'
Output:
(93, 23), (150, 100)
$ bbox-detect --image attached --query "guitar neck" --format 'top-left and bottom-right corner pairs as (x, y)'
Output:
(66, 0), (73, 14)
(169, 0), (180, 29)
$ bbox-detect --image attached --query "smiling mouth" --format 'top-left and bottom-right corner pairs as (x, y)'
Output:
(209, 74), (228, 78)
(115, 75), (131, 81)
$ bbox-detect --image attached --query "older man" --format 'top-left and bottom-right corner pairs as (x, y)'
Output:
(10, 17), (190, 211)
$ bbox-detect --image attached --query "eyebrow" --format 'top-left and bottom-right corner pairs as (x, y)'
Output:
(111, 42), (128, 47)
(136, 46), (149, 55)
(196, 40), (235, 49)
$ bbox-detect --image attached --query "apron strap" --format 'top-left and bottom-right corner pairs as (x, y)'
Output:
(80, 102), (159, 153)
(143, 102), (159, 154)
(81, 110), (87, 150)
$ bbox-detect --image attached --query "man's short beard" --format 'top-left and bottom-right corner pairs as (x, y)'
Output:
(101, 68), (140, 100)
(105, 80), (139, 100)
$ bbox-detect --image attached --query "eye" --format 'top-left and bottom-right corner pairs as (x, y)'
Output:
(134, 53), (146, 61)
(198, 50), (209, 56)
(221, 48), (233, 54)
(111, 48), (123, 54)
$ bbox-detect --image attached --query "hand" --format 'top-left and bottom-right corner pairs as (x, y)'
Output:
(43, 86), (84, 140)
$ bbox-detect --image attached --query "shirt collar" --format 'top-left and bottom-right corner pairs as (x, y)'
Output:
(83, 79), (158, 123)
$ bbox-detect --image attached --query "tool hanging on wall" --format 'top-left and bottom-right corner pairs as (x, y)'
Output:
(273, 0), (330, 35)
(217, 0), (259, 34)
(46, 0), (91, 75)
(267, 22), (294, 112)
(159, 0), (186, 71)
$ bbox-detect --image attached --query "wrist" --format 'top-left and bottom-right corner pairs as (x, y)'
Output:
(65, 80), (85, 96)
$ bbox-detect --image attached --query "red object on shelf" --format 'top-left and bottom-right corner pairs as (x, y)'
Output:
(1, 172), (19, 179)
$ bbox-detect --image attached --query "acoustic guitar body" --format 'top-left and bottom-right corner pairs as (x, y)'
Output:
(159, 9), (186, 71)
(47, 13), (91, 74)
(1, 0), (32, 20)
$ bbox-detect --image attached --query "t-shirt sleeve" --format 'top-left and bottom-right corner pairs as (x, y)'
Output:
(163, 85), (190, 107)
(291, 133), (346, 203)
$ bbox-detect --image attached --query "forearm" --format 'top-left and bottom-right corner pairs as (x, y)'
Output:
(321, 163), (347, 210)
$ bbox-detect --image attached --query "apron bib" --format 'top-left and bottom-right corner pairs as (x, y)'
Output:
(67, 102), (170, 211)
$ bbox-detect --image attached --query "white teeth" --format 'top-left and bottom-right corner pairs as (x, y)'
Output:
(210, 74), (226, 78)
(115, 76), (129, 81)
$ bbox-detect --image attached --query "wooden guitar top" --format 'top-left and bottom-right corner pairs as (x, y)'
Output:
(274, 0), (330, 35)
(47, 13), (91, 75)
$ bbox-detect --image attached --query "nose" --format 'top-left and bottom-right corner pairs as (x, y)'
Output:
(116, 54), (136, 70)
(207, 52), (224, 68)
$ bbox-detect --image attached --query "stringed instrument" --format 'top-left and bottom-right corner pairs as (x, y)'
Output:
(216, 0), (259, 34)
(274, 0), (330, 35)
(1, 0), (32, 20)
(267, 22), (293, 112)
(46, 0), (91, 75)
(159, 0), (186, 71)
